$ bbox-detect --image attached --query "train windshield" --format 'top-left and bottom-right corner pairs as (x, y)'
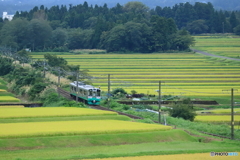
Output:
(97, 89), (101, 96)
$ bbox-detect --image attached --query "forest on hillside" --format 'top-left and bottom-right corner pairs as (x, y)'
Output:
(0, 1), (239, 53)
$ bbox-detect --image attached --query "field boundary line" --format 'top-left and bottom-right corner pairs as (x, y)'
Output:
(191, 49), (240, 61)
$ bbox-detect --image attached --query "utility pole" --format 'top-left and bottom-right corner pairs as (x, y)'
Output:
(43, 59), (46, 78)
(58, 67), (61, 97)
(158, 81), (161, 124)
(108, 74), (110, 109)
(222, 88), (235, 140)
(231, 88), (234, 140)
(76, 70), (79, 102)
(222, 22), (225, 34)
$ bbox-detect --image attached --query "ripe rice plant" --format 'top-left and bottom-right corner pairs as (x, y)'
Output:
(0, 96), (20, 102)
(83, 153), (239, 160)
(197, 108), (240, 114)
(0, 107), (117, 118)
(195, 115), (240, 122)
(0, 105), (24, 108)
(0, 89), (6, 92)
(0, 120), (172, 138)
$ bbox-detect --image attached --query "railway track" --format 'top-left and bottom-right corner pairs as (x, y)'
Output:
(90, 105), (143, 120)
(57, 87), (74, 100)
(57, 87), (143, 120)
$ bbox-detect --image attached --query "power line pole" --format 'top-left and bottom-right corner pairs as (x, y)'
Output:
(223, 88), (235, 140)
(76, 70), (79, 102)
(158, 81), (161, 124)
(58, 67), (61, 97)
(231, 88), (234, 140)
(108, 74), (110, 109)
(43, 59), (46, 78)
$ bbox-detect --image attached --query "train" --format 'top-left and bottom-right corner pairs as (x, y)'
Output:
(69, 81), (101, 105)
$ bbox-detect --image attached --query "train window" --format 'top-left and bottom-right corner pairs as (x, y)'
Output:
(84, 90), (87, 95)
(74, 87), (76, 92)
(97, 90), (101, 96)
(89, 89), (93, 96)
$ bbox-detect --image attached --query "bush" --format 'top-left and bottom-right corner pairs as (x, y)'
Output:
(28, 83), (48, 100)
(0, 57), (14, 76)
(168, 98), (196, 121)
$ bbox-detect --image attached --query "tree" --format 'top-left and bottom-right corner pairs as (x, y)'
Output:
(0, 18), (29, 49)
(233, 25), (240, 35)
(123, 1), (149, 14)
(44, 53), (67, 67)
(168, 98), (196, 121)
(230, 12), (238, 31)
(27, 19), (52, 51)
(100, 24), (127, 52)
(186, 19), (209, 34)
(51, 28), (68, 48)
(0, 57), (14, 76)
(173, 29), (195, 51)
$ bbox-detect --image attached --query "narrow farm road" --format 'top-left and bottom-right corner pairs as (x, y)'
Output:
(191, 48), (240, 61)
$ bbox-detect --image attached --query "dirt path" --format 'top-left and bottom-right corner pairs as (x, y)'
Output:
(191, 49), (240, 61)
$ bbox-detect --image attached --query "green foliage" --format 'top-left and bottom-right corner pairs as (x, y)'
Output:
(0, 57), (14, 76)
(168, 99), (196, 121)
(131, 90), (137, 94)
(112, 88), (127, 95)
(233, 25), (240, 35)
(40, 88), (88, 108)
(28, 83), (48, 100)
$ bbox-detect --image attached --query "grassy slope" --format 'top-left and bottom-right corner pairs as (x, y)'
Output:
(0, 115), (131, 123)
(0, 130), (196, 150)
(0, 141), (239, 160)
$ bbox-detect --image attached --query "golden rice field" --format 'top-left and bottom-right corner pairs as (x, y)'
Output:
(197, 108), (240, 114)
(0, 120), (172, 138)
(30, 36), (240, 98)
(0, 105), (24, 108)
(0, 96), (20, 102)
(195, 115), (240, 122)
(0, 89), (6, 92)
(0, 107), (117, 118)
(194, 36), (240, 58)
(84, 152), (240, 160)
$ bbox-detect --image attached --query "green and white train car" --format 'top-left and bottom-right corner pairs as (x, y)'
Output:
(70, 81), (101, 105)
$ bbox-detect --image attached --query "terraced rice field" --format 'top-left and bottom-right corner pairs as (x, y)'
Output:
(31, 52), (240, 99)
(195, 115), (240, 122)
(197, 108), (240, 114)
(0, 96), (20, 102)
(0, 119), (171, 138)
(0, 105), (24, 108)
(193, 36), (240, 59)
(0, 107), (117, 118)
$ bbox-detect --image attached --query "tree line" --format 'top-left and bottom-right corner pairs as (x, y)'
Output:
(0, 1), (239, 52)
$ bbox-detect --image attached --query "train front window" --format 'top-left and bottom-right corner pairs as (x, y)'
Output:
(97, 90), (101, 96)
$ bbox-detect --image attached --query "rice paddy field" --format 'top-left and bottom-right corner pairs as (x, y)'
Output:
(31, 37), (240, 103)
(0, 96), (20, 102)
(0, 78), (20, 103)
(195, 115), (240, 122)
(0, 107), (219, 160)
(193, 35), (240, 59)
(0, 107), (117, 119)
